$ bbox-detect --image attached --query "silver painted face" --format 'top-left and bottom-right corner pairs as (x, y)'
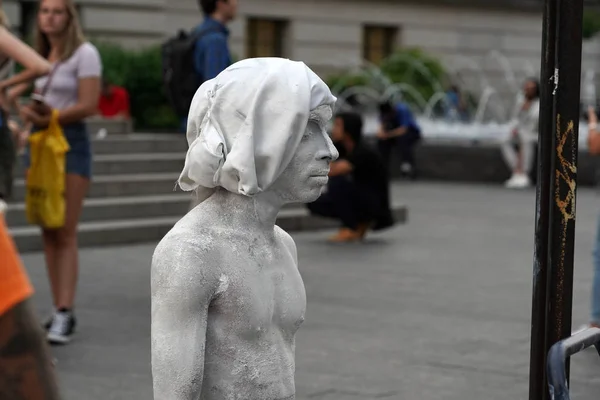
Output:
(270, 118), (338, 204)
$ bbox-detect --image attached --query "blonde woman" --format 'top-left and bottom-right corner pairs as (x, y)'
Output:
(0, 5), (51, 208)
(10, 0), (102, 345)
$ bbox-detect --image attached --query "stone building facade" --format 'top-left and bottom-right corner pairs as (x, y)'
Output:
(4, 0), (599, 93)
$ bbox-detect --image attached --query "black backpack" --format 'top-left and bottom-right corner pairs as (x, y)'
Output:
(161, 27), (219, 118)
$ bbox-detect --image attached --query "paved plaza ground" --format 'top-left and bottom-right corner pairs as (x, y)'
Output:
(20, 182), (600, 399)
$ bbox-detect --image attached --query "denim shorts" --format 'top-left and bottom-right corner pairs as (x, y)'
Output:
(23, 122), (92, 179)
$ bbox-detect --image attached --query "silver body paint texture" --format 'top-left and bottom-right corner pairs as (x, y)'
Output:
(151, 58), (339, 400)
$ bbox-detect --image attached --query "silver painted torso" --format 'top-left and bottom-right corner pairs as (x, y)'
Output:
(151, 195), (306, 400)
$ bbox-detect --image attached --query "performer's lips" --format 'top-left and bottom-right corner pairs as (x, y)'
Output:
(310, 175), (329, 184)
(310, 170), (330, 177)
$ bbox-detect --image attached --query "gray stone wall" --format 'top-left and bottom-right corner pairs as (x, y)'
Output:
(4, 0), (599, 99)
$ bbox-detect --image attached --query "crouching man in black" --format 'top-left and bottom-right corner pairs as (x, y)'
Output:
(307, 112), (394, 242)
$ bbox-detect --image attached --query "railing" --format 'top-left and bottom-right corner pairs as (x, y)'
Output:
(546, 327), (600, 400)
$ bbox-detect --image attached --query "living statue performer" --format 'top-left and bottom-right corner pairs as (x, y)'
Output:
(151, 57), (338, 400)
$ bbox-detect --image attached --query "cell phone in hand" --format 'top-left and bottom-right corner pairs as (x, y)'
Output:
(30, 93), (45, 104)
(29, 93), (52, 116)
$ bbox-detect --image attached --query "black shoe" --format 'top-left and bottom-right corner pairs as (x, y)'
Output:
(373, 212), (395, 231)
(47, 310), (76, 345)
(409, 169), (418, 181)
(42, 310), (56, 331)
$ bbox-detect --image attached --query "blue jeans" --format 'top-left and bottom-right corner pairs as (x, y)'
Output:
(180, 117), (187, 133)
(23, 122), (92, 178)
(591, 213), (600, 324)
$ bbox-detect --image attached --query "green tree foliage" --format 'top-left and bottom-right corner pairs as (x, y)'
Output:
(379, 48), (446, 102)
(583, 10), (600, 39)
(326, 48), (447, 109)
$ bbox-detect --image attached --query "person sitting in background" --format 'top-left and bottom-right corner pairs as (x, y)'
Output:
(445, 84), (469, 122)
(97, 77), (130, 119)
(377, 100), (421, 180)
(307, 112), (394, 243)
(500, 78), (540, 189)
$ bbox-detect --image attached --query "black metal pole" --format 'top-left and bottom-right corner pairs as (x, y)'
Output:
(544, 0), (584, 389)
(528, 0), (557, 397)
(529, 0), (584, 399)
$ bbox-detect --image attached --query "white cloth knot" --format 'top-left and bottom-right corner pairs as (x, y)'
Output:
(178, 57), (337, 203)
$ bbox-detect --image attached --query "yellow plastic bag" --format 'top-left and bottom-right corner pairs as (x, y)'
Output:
(25, 110), (70, 229)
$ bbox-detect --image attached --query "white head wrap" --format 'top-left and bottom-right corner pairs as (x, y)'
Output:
(178, 57), (337, 203)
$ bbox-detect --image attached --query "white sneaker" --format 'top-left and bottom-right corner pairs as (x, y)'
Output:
(505, 174), (531, 189)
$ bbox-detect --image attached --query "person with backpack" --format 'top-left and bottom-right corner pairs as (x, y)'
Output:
(162, 0), (237, 132)
(163, 0), (236, 209)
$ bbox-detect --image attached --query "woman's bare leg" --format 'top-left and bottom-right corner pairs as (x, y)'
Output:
(29, 162), (59, 309)
(41, 229), (59, 307)
(54, 174), (89, 309)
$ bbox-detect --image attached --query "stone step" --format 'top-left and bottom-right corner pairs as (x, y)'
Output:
(9, 204), (408, 253)
(90, 134), (187, 155)
(10, 216), (180, 253)
(5, 193), (191, 227)
(9, 175), (334, 204)
(5, 195), (310, 227)
(11, 173), (181, 201)
(14, 152), (185, 178)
